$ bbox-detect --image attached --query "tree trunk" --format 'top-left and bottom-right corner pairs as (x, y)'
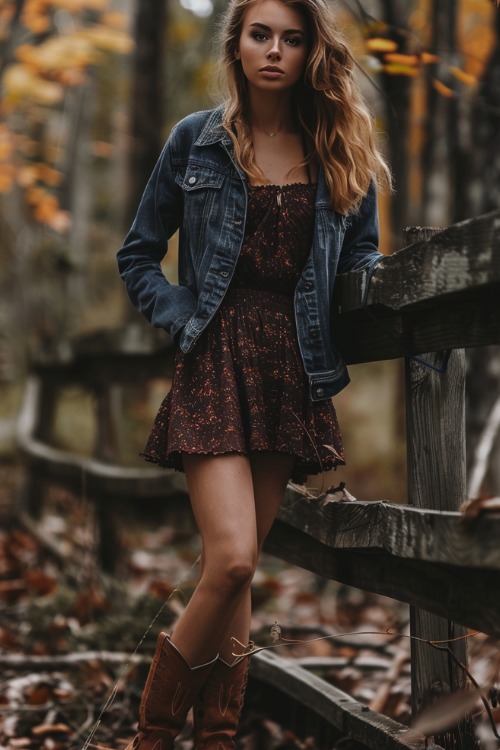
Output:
(420, 0), (460, 227)
(124, 0), (168, 228)
(378, 0), (414, 245)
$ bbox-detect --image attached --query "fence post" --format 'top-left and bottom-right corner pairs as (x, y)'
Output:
(404, 229), (478, 750)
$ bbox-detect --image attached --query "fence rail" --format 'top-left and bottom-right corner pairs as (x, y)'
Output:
(15, 209), (500, 750)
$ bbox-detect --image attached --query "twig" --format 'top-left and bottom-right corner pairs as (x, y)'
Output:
(467, 394), (500, 498)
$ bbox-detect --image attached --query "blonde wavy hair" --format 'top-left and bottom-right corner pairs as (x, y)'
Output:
(217, 0), (391, 214)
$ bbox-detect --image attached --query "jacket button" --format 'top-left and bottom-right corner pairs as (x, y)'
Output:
(316, 388), (325, 397)
(188, 176), (197, 184)
(219, 270), (229, 277)
(304, 282), (313, 291)
(310, 328), (319, 339)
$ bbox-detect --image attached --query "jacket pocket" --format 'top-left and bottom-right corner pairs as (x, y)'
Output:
(176, 163), (225, 192)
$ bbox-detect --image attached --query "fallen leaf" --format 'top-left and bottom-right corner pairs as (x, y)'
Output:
(461, 496), (500, 519)
(412, 689), (480, 735)
(31, 724), (72, 737)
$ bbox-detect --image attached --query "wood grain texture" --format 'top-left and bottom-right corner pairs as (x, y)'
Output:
(264, 519), (500, 638)
(333, 210), (500, 363)
(250, 649), (438, 750)
(337, 210), (500, 312)
(275, 491), (500, 570)
(403, 236), (472, 746)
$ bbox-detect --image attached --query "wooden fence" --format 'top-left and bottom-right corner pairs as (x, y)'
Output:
(16, 209), (500, 750)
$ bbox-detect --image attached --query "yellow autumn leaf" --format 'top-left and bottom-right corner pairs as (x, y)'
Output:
(365, 37), (399, 53)
(21, 2), (51, 35)
(383, 53), (419, 66)
(433, 79), (455, 98)
(91, 140), (113, 158)
(78, 25), (133, 54)
(17, 164), (40, 188)
(33, 192), (59, 222)
(46, 0), (87, 11)
(26, 185), (45, 205)
(383, 63), (419, 77)
(101, 11), (129, 30)
(38, 163), (62, 186)
(449, 66), (477, 86)
(2, 64), (64, 105)
(46, 0), (107, 10)
(47, 209), (72, 233)
(60, 68), (88, 85)
(17, 36), (97, 73)
(421, 52), (441, 64)
(0, 162), (15, 178)
(80, 0), (107, 10)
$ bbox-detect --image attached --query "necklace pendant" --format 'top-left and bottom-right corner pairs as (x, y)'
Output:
(268, 131), (277, 137)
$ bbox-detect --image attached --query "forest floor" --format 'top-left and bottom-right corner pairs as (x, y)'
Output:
(0, 460), (498, 750)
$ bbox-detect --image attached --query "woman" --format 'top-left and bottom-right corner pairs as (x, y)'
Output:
(117, 0), (390, 747)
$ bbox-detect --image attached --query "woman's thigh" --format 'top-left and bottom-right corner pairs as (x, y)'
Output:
(183, 452), (259, 572)
(250, 452), (294, 548)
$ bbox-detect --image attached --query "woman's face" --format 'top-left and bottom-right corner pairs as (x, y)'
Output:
(236, 0), (308, 94)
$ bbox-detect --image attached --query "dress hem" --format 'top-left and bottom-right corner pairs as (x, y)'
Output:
(140, 448), (345, 483)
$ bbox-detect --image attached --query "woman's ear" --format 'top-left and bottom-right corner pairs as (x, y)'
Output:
(234, 48), (241, 60)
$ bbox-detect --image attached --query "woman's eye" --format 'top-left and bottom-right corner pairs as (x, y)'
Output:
(286, 36), (302, 46)
(252, 32), (268, 41)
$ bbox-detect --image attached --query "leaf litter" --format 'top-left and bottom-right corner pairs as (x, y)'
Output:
(0, 478), (498, 749)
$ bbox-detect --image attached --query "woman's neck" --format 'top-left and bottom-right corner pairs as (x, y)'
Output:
(246, 90), (297, 136)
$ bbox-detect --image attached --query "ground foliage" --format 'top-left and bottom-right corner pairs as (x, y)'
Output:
(0, 471), (499, 750)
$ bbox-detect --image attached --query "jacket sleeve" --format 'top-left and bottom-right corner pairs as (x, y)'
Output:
(116, 133), (197, 338)
(337, 180), (382, 277)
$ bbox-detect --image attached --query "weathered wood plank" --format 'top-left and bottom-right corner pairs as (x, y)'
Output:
(337, 210), (500, 313)
(333, 210), (500, 363)
(333, 285), (500, 363)
(250, 649), (441, 750)
(16, 376), (185, 498)
(405, 346), (474, 748)
(275, 492), (500, 570)
(264, 519), (500, 638)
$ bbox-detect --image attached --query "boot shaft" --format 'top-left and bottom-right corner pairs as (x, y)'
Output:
(193, 654), (251, 750)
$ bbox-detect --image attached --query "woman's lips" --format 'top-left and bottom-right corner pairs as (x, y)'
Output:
(259, 65), (285, 78)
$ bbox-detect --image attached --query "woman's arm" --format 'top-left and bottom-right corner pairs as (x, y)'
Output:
(117, 135), (197, 340)
(337, 180), (382, 276)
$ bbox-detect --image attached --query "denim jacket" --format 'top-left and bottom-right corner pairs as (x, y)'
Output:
(117, 106), (381, 401)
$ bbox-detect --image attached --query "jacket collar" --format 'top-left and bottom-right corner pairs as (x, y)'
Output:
(194, 105), (332, 210)
(195, 105), (231, 147)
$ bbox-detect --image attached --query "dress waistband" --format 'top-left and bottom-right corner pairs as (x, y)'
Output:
(224, 286), (293, 309)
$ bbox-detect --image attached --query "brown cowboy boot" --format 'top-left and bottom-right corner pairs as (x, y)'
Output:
(130, 632), (218, 750)
(192, 647), (252, 750)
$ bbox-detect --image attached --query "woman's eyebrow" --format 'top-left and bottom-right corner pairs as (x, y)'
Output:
(249, 22), (305, 35)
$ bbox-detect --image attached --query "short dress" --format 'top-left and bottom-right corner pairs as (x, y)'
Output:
(142, 182), (345, 482)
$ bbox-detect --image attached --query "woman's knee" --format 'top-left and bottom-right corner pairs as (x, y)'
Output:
(203, 549), (257, 596)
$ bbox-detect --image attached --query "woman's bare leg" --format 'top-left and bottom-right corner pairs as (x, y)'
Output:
(217, 453), (294, 663)
(170, 453), (259, 667)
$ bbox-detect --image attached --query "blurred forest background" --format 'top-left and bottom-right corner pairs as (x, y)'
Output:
(0, 0), (499, 508)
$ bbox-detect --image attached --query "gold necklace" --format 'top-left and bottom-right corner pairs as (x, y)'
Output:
(254, 125), (282, 138)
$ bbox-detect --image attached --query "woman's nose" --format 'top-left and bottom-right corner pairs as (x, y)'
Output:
(266, 37), (282, 58)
